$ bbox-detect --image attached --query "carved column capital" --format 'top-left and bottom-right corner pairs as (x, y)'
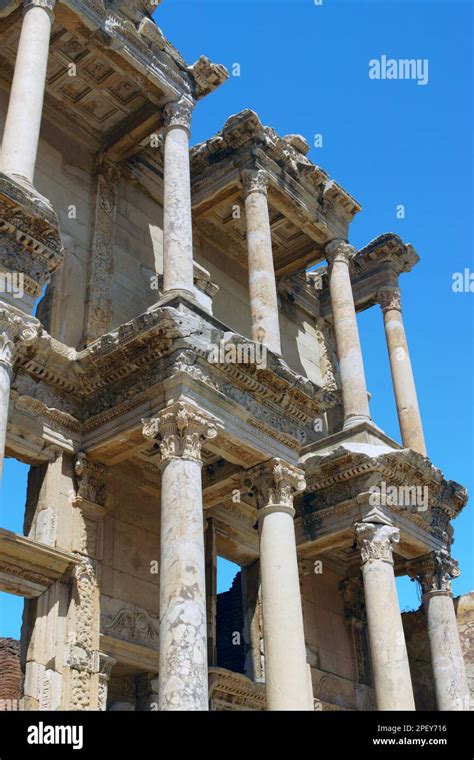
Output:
(0, 306), (39, 374)
(325, 238), (356, 266)
(377, 286), (402, 313)
(23, 0), (56, 16)
(407, 550), (460, 596)
(241, 169), (269, 198)
(242, 458), (306, 514)
(163, 96), (194, 133)
(355, 522), (399, 566)
(74, 452), (106, 507)
(142, 400), (218, 465)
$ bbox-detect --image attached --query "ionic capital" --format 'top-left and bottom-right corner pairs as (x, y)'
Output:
(0, 306), (39, 375)
(377, 286), (402, 313)
(355, 522), (399, 566)
(142, 400), (218, 465)
(242, 458), (306, 513)
(23, 0), (56, 17)
(325, 238), (357, 266)
(241, 169), (269, 198)
(163, 96), (194, 133)
(407, 549), (460, 596)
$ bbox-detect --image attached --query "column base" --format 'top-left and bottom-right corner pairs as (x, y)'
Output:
(148, 288), (208, 313)
(343, 414), (373, 430)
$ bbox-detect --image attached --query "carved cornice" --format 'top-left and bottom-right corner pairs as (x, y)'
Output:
(355, 522), (399, 565)
(187, 56), (229, 99)
(143, 399), (218, 464)
(0, 173), (64, 296)
(351, 234), (419, 278)
(407, 549), (460, 596)
(242, 458), (306, 510)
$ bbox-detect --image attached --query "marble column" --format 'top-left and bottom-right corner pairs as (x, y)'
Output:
(0, 306), (38, 482)
(356, 521), (415, 710)
(0, 0), (56, 185)
(143, 401), (218, 711)
(162, 97), (195, 296)
(378, 287), (426, 455)
(325, 239), (371, 428)
(242, 170), (281, 356)
(243, 459), (312, 710)
(408, 551), (470, 710)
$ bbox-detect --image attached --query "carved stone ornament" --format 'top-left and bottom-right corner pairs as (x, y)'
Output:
(0, 306), (39, 373)
(74, 452), (106, 506)
(163, 96), (194, 132)
(377, 287), (402, 313)
(242, 458), (306, 510)
(325, 238), (356, 266)
(241, 169), (269, 198)
(355, 522), (399, 566)
(142, 400), (218, 464)
(407, 549), (460, 596)
(23, 0), (56, 13)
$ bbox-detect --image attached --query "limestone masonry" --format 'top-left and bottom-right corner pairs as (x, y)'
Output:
(0, 0), (471, 711)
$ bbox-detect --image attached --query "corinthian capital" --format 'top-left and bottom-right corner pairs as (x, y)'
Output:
(242, 458), (306, 512)
(407, 549), (460, 596)
(142, 400), (218, 464)
(0, 306), (39, 374)
(163, 96), (194, 132)
(355, 522), (399, 566)
(241, 169), (269, 198)
(23, 0), (56, 15)
(377, 286), (402, 313)
(325, 238), (356, 265)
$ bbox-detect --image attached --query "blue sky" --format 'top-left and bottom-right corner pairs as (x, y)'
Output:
(1, 0), (472, 635)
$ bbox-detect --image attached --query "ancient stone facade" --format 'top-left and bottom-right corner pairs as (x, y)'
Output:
(0, 0), (470, 711)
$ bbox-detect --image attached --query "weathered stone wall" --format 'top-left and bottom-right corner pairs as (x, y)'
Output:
(402, 592), (474, 711)
(0, 638), (22, 703)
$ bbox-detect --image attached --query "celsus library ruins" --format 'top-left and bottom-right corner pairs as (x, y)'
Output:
(0, 0), (471, 714)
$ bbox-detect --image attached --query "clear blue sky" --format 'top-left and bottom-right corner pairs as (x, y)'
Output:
(1, 0), (472, 635)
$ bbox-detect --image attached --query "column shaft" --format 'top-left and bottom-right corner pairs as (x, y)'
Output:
(379, 288), (426, 455)
(0, 363), (10, 482)
(325, 240), (370, 428)
(357, 522), (415, 710)
(162, 98), (194, 295)
(159, 457), (208, 709)
(1, 1), (55, 183)
(242, 170), (281, 355)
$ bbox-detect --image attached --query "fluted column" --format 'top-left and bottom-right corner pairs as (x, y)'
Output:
(378, 287), (426, 455)
(356, 521), (415, 710)
(408, 551), (469, 710)
(0, 306), (39, 482)
(0, 0), (56, 185)
(325, 239), (371, 428)
(143, 401), (218, 711)
(242, 170), (281, 356)
(162, 97), (195, 296)
(243, 459), (312, 710)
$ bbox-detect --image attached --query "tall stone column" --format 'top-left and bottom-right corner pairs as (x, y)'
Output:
(356, 521), (415, 710)
(0, 306), (39, 482)
(162, 97), (195, 296)
(0, 0), (56, 185)
(325, 239), (371, 428)
(378, 287), (426, 455)
(408, 551), (470, 710)
(243, 459), (312, 710)
(143, 401), (218, 711)
(242, 170), (281, 356)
